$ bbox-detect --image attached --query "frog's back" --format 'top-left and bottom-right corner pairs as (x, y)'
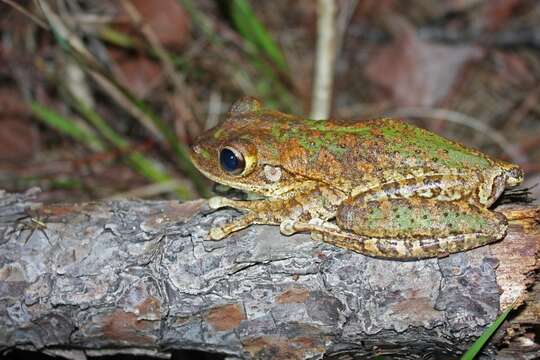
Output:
(274, 117), (521, 191)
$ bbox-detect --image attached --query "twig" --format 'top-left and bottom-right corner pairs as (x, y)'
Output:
(206, 90), (222, 130)
(506, 85), (540, 129)
(36, 0), (166, 141)
(310, 0), (337, 120)
(334, 0), (358, 59)
(120, 0), (202, 133)
(35, 0), (209, 197)
(2, 0), (49, 29)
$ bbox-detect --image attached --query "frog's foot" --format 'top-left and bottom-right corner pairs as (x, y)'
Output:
(208, 212), (259, 240)
(208, 196), (236, 210)
(280, 218), (340, 241)
(208, 196), (275, 212)
(307, 219), (340, 241)
(208, 226), (228, 240)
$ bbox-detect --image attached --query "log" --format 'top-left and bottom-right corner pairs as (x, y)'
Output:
(0, 188), (538, 360)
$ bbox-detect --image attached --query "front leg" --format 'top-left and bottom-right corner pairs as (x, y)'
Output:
(206, 186), (345, 240)
(207, 196), (282, 240)
(208, 196), (298, 240)
(208, 211), (260, 240)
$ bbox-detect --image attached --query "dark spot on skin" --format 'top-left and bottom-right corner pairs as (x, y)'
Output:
(432, 157), (438, 162)
(410, 219), (415, 223)
(423, 215), (428, 219)
(443, 212), (449, 217)
(396, 214), (400, 219)
(448, 223), (453, 228)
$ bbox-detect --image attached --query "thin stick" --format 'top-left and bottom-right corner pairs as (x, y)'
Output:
(310, 0), (337, 120)
(120, 0), (202, 131)
(334, 0), (358, 60)
(2, 0), (48, 29)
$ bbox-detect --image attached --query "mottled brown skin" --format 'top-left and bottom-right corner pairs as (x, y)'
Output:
(190, 97), (523, 259)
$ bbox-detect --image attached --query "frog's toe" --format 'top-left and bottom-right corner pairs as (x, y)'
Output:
(208, 197), (227, 209)
(279, 219), (296, 235)
(310, 231), (323, 241)
(309, 218), (340, 230)
(208, 226), (227, 240)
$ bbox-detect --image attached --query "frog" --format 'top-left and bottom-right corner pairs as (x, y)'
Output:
(189, 97), (523, 259)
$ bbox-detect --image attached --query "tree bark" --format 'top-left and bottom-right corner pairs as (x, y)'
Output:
(0, 189), (538, 360)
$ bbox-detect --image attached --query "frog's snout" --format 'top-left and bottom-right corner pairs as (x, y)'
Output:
(505, 166), (524, 187)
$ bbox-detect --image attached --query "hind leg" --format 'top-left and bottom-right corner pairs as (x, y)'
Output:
(283, 197), (507, 259)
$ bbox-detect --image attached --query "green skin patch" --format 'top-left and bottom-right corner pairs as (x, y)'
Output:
(213, 128), (225, 140)
(271, 121), (361, 160)
(270, 118), (491, 170)
(383, 125), (492, 170)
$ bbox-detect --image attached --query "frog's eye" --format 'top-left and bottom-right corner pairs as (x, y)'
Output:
(219, 147), (245, 175)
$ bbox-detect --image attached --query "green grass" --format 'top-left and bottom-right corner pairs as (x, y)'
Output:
(38, 4), (211, 198)
(228, 0), (298, 111)
(30, 102), (103, 152)
(229, 0), (288, 71)
(31, 101), (193, 199)
(460, 304), (515, 359)
(179, 0), (299, 112)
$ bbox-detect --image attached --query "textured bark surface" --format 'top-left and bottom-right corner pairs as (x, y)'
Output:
(0, 189), (538, 360)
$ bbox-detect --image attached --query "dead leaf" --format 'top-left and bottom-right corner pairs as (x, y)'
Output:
(109, 50), (162, 98)
(0, 117), (38, 162)
(365, 27), (484, 107)
(481, 0), (523, 31)
(115, 0), (191, 49)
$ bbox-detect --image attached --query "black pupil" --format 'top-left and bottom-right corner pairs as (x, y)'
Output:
(220, 148), (241, 173)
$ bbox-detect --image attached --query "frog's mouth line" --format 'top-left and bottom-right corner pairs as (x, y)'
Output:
(190, 155), (273, 195)
(191, 154), (311, 198)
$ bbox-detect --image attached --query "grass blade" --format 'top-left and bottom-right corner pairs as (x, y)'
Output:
(33, 101), (193, 199)
(230, 0), (288, 71)
(72, 99), (194, 199)
(37, 1), (209, 197)
(30, 102), (104, 151)
(460, 303), (515, 360)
